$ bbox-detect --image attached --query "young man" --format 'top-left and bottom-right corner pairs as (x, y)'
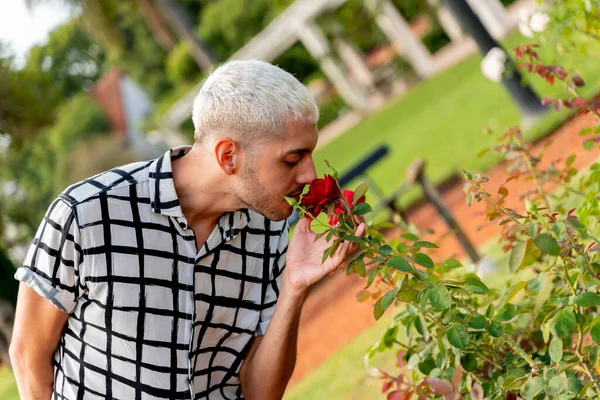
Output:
(9, 60), (365, 400)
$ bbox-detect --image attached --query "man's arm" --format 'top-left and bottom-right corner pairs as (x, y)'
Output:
(10, 282), (69, 400)
(239, 217), (365, 399)
(239, 282), (306, 400)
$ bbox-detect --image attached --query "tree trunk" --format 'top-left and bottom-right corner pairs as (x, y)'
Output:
(151, 0), (217, 72)
(137, 0), (176, 52)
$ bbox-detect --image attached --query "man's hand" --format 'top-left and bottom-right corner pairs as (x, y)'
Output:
(284, 217), (366, 293)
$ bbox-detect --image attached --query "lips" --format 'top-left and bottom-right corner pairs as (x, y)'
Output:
(288, 189), (304, 201)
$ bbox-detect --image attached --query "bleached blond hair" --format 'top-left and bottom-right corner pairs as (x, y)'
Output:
(192, 59), (319, 142)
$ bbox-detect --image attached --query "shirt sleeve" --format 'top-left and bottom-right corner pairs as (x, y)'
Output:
(14, 198), (84, 314)
(255, 222), (289, 336)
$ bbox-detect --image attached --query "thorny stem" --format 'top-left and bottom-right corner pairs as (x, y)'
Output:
(473, 182), (522, 224)
(517, 139), (552, 213)
(505, 338), (537, 370)
(575, 350), (600, 397)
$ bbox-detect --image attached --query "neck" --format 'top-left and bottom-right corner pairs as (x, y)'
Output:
(171, 146), (242, 227)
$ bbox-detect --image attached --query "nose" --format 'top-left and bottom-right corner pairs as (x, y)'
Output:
(297, 158), (317, 186)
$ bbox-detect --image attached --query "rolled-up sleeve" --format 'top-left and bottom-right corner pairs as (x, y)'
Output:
(15, 198), (84, 314)
(255, 222), (289, 336)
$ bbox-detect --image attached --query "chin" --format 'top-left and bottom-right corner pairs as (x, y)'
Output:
(260, 203), (293, 222)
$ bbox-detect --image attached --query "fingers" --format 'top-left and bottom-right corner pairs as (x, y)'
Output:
(295, 215), (314, 234)
(355, 222), (366, 238)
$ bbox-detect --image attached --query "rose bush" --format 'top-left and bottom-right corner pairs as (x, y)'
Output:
(287, 46), (600, 399)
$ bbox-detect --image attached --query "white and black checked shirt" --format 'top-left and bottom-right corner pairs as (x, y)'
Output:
(15, 146), (288, 399)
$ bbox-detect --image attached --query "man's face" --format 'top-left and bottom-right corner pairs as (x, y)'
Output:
(236, 119), (318, 221)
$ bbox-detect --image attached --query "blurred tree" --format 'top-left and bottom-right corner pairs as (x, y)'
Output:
(23, 18), (107, 100)
(0, 44), (58, 149)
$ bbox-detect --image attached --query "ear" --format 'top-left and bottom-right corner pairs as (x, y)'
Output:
(214, 138), (242, 175)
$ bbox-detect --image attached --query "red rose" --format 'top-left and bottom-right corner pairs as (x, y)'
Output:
(300, 174), (341, 217)
(328, 189), (365, 226)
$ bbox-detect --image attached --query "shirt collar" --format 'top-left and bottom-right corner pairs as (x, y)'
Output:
(148, 146), (252, 233)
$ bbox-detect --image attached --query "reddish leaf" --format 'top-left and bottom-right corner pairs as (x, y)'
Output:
(554, 99), (563, 110)
(541, 97), (554, 105)
(567, 208), (576, 218)
(387, 390), (412, 400)
(573, 97), (587, 107)
(518, 62), (532, 72)
(424, 378), (453, 395)
(471, 382), (484, 400)
(506, 391), (517, 400)
(572, 75), (585, 87)
(396, 351), (406, 367)
(382, 380), (394, 394)
(498, 187), (508, 197)
(451, 365), (463, 389)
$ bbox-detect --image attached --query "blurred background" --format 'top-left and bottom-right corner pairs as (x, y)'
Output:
(1, 0), (599, 398)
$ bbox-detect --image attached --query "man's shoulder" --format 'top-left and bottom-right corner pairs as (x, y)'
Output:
(58, 160), (154, 210)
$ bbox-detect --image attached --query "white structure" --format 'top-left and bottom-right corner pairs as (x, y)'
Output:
(160, 0), (517, 130)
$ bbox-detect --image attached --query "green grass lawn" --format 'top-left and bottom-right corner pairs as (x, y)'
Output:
(313, 33), (600, 210)
(0, 368), (19, 400)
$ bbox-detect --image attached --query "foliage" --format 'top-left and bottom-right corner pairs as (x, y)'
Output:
(290, 46), (600, 399)
(166, 42), (201, 84)
(539, 0), (600, 56)
(23, 17), (106, 100)
(2, 94), (108, 243)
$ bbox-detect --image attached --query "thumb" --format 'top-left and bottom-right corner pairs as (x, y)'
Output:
(295, 215), (314, 234)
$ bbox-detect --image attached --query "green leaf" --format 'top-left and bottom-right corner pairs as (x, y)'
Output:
(353, 260), (366, 277)
(496, 304), (516, 322)
(486, 304), (494, 319)
(340, 232), (364, 243)
(552, 308), (576, 339)
(429, 283), (452, 309)
(353, 182), (369, 204)
(509, 241), (527, 273)
(464, 276), (489, 294)
(378, 245), (393, 256)
(388, 256), (414, 273)
(414, 253), (434, 269)
(446, 323), (469, 349)
(321, 247), (332, 263)
(374, 289), (399, 320)
(527, 278), (541, 293)
(499, 282), (527, 308)
(401, 232), (419, 241)
(591, 323), (600, 344)
(534, 233), (561, 256)
(521, 377), (544, 399)
(574, 292), (600, 307)
(549, 337), (563, 364)
(566, 154), (576, 167)
(547, 373), (568, 395)
(488, 321), (504, 337)
(326, 228), (336, 242)
(418, 357), (436, 375)
(413, 241), (439, 248)
(443, 258), (462, 269)
(365, 267), (378, 289)
(584, 139), (595, 151)
(468, 315), (488, 329)
(283, 196), (297, 206)
(352, 202), (372, 215)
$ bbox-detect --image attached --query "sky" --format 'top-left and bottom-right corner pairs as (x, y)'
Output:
(0, 0), (75, 65)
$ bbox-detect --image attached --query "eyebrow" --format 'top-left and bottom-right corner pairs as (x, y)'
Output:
(285, 148), (312, 156)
